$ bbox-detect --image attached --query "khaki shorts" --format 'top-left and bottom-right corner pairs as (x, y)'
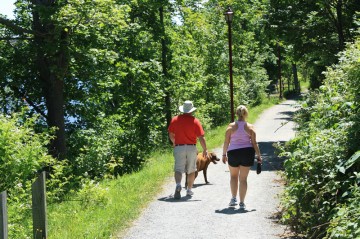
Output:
(173, 145), (197, 174)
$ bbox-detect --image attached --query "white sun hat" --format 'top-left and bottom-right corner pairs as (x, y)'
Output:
(179, 100), (197, 113)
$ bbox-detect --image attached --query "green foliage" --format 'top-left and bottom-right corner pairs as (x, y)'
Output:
(77, 178), (110, 209)
(46, 159), (74, 202)
(325, 182), (360, 239)
(0, 0), (274, 182)
(268, 0), (360, 89)
(0, 112), (71, 237)
(47, 148), (175, 238)
(67, 96), (165, 179)
(0, 112), (54, 192)
(167, 0), (272, 126)
(279, 37), (360, 238)
(7, 181), (32, 238)
(1, 0), (336, 237)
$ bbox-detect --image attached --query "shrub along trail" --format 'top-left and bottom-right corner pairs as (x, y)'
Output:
(118, 100), (298, 239)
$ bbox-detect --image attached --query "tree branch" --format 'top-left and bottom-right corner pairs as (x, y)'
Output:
(10, 85), (49, 120)
(0, 37), (32, 40)
(0, 17), (37, 36)
(23, 96), (48, 120)
(323, 1), (338, 25)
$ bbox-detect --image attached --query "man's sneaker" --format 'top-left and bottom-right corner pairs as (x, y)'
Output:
(239, 202), (246, 210)
(229, 197), (237, 206)
(174, 185), (182, 199)
(186, 189), (194, 196)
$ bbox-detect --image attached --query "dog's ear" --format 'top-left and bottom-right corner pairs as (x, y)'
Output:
(211, 153), (220, 161)
(210, 153), (220, 164)
(207, 152), (213, 160)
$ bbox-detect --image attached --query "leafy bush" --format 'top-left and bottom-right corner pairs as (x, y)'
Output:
(67, 112), (162, 179)
(279, 38), (360, 238)
(76, 178), (109, 209)
(325, 181), (360, 239)
(0, 112), (71, 237)
(0, 113), (55, 192)
(7, 181), (33, 238)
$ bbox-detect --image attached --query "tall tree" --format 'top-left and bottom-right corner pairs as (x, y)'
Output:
(0, 0), (276, 177)
(32, 0), (68, 158)
(0, 0), (68, 158)
(0, 0), (130, 159)
(158, 4), (170, 126)
(269, 0), (360, 88)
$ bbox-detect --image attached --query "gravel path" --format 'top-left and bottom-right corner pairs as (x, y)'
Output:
(119, 100), (299, 239)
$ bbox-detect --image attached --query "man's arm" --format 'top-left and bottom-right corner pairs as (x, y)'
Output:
(198, 135), (207, 157)
(169, 132), (175, 147)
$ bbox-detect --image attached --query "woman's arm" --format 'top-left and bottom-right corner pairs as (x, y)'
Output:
(248, 124), (262, 163)
(222, 123), (235, 164)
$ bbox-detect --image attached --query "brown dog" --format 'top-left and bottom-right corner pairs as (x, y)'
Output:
(185, 152), (220, 188)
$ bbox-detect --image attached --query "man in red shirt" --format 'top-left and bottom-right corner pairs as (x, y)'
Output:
(168, 100), (208, 199)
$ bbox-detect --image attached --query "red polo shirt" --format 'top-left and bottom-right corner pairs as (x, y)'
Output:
(168, 114), (205, 144)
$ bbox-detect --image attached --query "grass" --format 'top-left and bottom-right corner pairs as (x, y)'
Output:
(47, 96), (280, 239)
(48, 150), (174, 238)
(299, 78), (310, 92)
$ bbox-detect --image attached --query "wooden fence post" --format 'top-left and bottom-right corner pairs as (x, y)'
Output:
(0, 191), (8, 239)
(32, 172), (47, 239)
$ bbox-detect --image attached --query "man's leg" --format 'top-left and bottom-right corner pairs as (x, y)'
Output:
(186, 172), (195, 189)
(174, 171), (183, 199)
(175, 171), (182, 184)
(173, 147), (186, 199)
(185, 145), (197, 196)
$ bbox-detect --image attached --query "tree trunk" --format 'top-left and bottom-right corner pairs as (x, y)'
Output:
(336, 0), (345, 50)
(42, 68), (67, 159)
(277, 43), (283, 99)
(32, 0), (68, 159)
(159, 6), (172, 143)
(292, 63), (300, 94)
(325, 0), (345, 51)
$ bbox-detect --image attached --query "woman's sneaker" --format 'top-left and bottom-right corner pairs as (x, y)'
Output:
(239, 202), (246, 210)
(174, 185), (182, 199)
(229, 197), (237, 206)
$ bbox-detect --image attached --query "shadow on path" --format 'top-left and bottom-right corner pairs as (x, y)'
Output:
(157, 195), (201, 203)
(274, 110), (296, 121)
(215, 207), (257, 214)
(250, 141), (287, 172)
(192, 182), (213, 188)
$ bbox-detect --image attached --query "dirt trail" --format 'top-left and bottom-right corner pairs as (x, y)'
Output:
(119, 100), (299, 239)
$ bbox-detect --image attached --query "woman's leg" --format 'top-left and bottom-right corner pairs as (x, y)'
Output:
(228, 166), (240, 197)
(239, 166), (251, 203)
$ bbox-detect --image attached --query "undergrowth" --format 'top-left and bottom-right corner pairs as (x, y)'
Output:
(278, 38), (360, 238)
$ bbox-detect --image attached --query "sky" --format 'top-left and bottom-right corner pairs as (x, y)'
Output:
(0, 0), (16, 19)
(0, 1), (209, 20)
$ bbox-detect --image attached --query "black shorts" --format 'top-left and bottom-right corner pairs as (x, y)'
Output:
(227, 147), (255, 167)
